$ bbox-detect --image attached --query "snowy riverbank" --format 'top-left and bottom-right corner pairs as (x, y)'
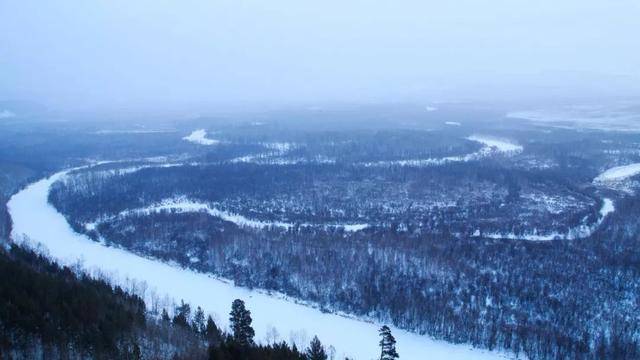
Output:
(594, 163), (640, 183)
(85, 198), (369, 233)
(475, 198), (614, 241)
(8, 169), (509, 360)
(363, 135), (522, 167)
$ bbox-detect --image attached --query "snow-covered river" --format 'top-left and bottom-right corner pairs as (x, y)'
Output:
(8, 169), (508, 360)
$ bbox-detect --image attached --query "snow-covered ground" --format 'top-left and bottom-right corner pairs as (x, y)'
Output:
(507, 104), (640, 132)
(363, 135), (522, 167)
(426, 106), (438, 112)
(594, 163), (640, 183)
(228, 142), (336, 165)
(445, 121), (461, 126)
(183, 129), (220, 145)
(85, 198), (369, 233)
(230, 142), (296, 164)
(467, 135), (523, 154)
(73, 162), (185, 180)
(262, 142), (295, 152)
(475, 198), (614, 241)
(8, 170), (509, 360)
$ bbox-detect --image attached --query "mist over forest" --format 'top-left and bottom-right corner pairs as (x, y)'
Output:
(1, 1), (640, 359)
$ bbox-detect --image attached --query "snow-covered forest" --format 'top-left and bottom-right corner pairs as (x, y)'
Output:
(2, 103), (640, 359)
(2, 0), (640, 357)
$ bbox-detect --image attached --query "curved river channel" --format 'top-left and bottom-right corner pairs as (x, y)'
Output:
(8, 169), (509, 360)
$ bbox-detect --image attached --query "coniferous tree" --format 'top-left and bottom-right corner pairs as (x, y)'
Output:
(229, 299), (255, 346)
(173, 300), (191, 328)
(205, 316), (222, 346)
(379, 325), (399, 360)
(305, 336), (328, 360)
(161, 308), (171, 323)
(193, 306), (206, 333)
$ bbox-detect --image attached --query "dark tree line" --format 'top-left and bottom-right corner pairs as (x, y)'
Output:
(0, 244), (146, 358)
(2, 243), (405, 359)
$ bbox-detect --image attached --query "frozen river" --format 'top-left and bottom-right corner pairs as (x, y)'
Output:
(8, 169), (509, 360)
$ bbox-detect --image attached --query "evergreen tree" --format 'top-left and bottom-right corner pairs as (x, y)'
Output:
(173, 300), (191, 328)
(161, 308), (171, 322)
(305, 336), (328, 360)
(205, 315), (223, 345)
(192, 306), (206, 333)
(229, 299), (255, 346)
(379, 325), (399, 360)
(131, 342), (142, 360)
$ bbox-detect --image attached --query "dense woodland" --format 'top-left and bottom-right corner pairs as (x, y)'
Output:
(0, 243), (359, 360)
(48, 163), (640, 358)
(51, 161), (600, 239)
(3, 105), (640, 359)
(44, 205), (639, 359)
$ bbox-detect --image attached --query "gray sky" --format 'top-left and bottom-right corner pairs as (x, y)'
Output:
(1, 0), (639, 111)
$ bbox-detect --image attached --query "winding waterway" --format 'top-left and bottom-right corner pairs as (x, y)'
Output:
(8, 169), (507, 360)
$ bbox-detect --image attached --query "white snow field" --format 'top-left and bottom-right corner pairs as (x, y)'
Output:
(8, 170), (510, 360)
(466, 135), (523, 154)
(363, 135), (522, 167)
(507, 104), (640, 133)
(183, 129), (220, 145)
(594, 163), (640, 183)
(476, 198), (614, 241)
(84, 198), (369, 233)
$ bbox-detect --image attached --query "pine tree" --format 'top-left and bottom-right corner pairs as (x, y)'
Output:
(192, 306), (206, 333)
(305, 336), (328, 360)
(205, 315), (222, 345)
(229, 299), (255, 346)
(379, 325), (399, 359)
(173, 300), (191, 328)
(161, 308), (170, 322)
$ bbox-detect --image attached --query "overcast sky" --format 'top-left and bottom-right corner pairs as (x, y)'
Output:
(1, 0), (639, 111)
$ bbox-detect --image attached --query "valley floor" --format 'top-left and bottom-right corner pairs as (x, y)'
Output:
(8, 169), (511, 360)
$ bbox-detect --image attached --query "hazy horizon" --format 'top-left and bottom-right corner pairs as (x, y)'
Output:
(2, 0), (640, 112)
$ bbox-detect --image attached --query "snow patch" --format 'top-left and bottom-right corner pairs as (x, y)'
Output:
(363, 135), (522, 167)
(599, 198), (615, 218)
(467, 135), (523, 154)
(445, 121), (461, 126)
(232, 156), (335, 166)
(594, 163), (640, 183)
(183, 129), (219, 145)
(78, 163), (184, 180)
(342, 224), (369, 232)
(230, 142), (295, 164)
(262, 142), (294, 152)
(229, 142), (335, 165)
(507, 104), (640, 133)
